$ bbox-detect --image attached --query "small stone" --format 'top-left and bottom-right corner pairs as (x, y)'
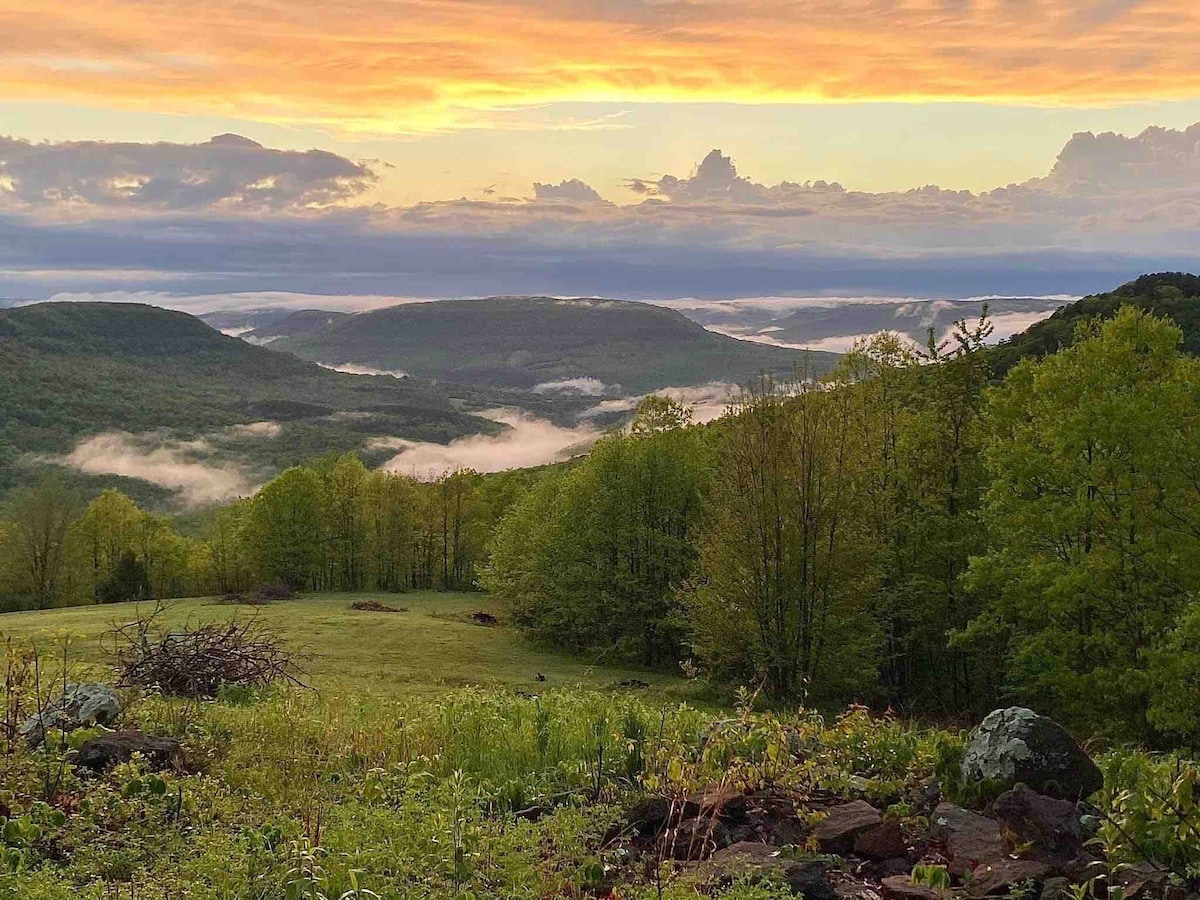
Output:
(961, 708), (1102, 800)
(1040, 877), (1071, 900)
(855, 821), (907, 860)
(814, 800), (884, 854)
(968, 859), (1051, 897)
(930, 803), (1006, 876)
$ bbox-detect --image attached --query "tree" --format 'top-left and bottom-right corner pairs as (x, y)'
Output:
(74, 489), (144, 600)
(4, 474), (81, 608)
(245, 467), (324, 590)
(962, 307), (1200, 740)
(485, 397), (711, 664)
(686, 379), (879, 702)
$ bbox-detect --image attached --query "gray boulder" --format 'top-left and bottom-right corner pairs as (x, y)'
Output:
(961, 707), (1102, 800)
(19, 683), (121, 746)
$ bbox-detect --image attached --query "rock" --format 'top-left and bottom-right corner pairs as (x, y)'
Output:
(991, 785), (1082, 860)
(881, 875), (942, 900)
(968, 858), (1051, 897)
(1116, 862), (1174, 900)
(961, 708), (1103, 800)
(623, 795), (671, 836)
(1040, 877), (1072, 900)
(684, 785), (747, 820)
(20, 683), (121, 745)
(814, 800), (884, 854)
(703, 842), (836, 899)
(666, 815), (731, 859)
(855, 821), (908, 860)
(75, 731), (183, 772)
(929, 803), (1005, 876)
(880, 858), (913, 878)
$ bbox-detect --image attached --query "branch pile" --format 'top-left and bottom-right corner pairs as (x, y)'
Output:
(104, 604), (306, 698)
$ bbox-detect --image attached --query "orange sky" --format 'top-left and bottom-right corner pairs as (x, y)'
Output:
(4, 0), (1200, 132)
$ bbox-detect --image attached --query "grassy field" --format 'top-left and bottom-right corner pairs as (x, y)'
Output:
(0, 591), (687, 698)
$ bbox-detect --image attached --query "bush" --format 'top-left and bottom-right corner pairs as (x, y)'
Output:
(96, 551), (149, 604)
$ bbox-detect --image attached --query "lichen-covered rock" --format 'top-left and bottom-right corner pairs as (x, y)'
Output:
(19, 683), (121, 745)
(961, 708), (1102, 800)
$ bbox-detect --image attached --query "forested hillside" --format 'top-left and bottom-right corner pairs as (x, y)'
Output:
(265, 296), (836, 393)
(991, 272), (1200, 373)
(0, 302), (514, 491)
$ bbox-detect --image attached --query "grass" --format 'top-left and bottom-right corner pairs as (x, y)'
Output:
(0, 592), (688, 699)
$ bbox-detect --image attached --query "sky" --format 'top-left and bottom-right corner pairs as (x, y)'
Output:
(2, 0), (1199, 301)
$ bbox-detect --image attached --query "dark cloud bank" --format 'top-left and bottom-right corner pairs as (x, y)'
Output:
(1, 124), (1198, 300)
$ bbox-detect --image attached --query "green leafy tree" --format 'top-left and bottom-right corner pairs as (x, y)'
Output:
(686, 379), (879, 702)
(485, 397), (711, 665)
(245, 467), (325, 590)
(962, 307), (1200, 739)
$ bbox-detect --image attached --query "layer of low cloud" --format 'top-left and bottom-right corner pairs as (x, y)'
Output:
(1, 127), (1198, 301)
(379, 408), (598, 477)
(532, 377), (608, 396)
(61, 432), (256, 505)
(319, 362), (409, 379)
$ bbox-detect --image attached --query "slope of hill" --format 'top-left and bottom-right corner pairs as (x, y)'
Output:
(265, 297), (837, 394)
(0, 302), (504, 493)
(202, 307), (350, 340)
(991, 273), (1200, 374)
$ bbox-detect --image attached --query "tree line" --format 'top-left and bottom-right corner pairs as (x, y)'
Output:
(0, 459), (535, 609)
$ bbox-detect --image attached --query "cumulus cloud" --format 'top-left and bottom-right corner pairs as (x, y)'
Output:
(2, 127), (1199, 301)
(1036, 124), (1200, 193)
(0, 133), (375, 211)
(379, 408), (598, 477)
(533, 179), (606, 203)
(62, 432), (255, 505)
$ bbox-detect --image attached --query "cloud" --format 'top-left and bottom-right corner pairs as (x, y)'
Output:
(1036, 124), (1200, 193)
(379, 408), (598, 477)
(532, 377), (608, 396)
(318, 362), (409, 379)
(61, 432), (255, 505)
(226, 421), (282, 438)
(533, 179), (605, 203)
(4, 1), (1200, 133)
(1, 128), (1199, 301)
(0, 134), (375, 210)
(580, 382), (736, 424)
